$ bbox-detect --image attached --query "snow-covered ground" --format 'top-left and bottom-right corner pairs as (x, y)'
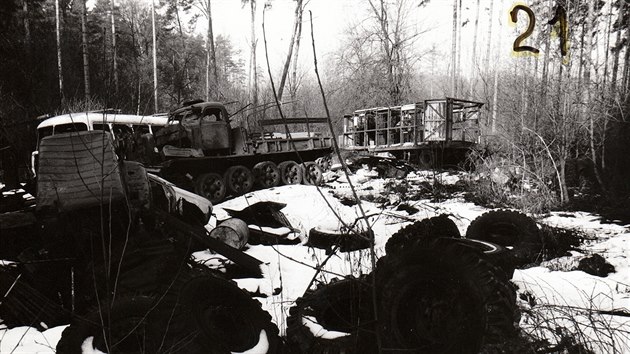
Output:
(2, 171), (629, 353)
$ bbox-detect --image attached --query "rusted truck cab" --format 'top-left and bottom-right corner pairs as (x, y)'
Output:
(156, 101), (233, 157)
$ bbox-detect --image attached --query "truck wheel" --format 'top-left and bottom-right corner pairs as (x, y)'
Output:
(376, 238), (518, 352)
(253, 161), (281, 189)
(466, 210), (542, 266)
(302, 161), (323, 186)
(278, 161), (302, 185)
(315, 157), (330, 172)
(195, 173), (226, 204)
(224, 165), (255, 195)
(419, 150), (435, 168)
(286, 276), (376, 354)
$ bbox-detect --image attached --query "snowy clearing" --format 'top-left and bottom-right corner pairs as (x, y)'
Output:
(1, 172), (629, 353)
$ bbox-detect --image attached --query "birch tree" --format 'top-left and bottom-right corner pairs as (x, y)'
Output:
(111, 0), (118, 93)
(81, 0), (91, 100)
(205, 0), (217, 100)
(276, 0), (303, 102)
(55, 0), (64, 100)
(242, 0), (258, 114)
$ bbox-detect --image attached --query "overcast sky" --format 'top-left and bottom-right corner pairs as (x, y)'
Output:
(92, 0), (609, 88)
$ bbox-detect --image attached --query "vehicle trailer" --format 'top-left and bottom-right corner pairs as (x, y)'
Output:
(153, 100), (333, 203)
(341, 97), (483, 168)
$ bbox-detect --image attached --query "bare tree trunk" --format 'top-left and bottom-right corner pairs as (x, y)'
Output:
(451, 0), (457, 95)
(584, 0), (606, 192)
(483, 0), (494, 76)
(368, 0), (397, 103)
(55, 0), (64, 100)
(611, 0), (625, 97)
(110, 0), (118, 94)
(623, 26), (630, 93)
(250, 0), (258, 115)
(277, 0), (303, 102)
(290, 1), (304, 117)
(602, 1), (613, 87)
(81, 0), (90, 100)
(540, 0), (552, 106)
(23, 0), (31, 56)
(206, 0), (217, 101)
(456, 0), (462, 95)
(491, 17), (502, 133)
(23, 0), (32, 108)
(469, 0), (480, 98)
(151, 0), (158, 113)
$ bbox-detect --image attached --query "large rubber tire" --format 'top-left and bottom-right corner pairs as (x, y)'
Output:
(224, 165), (255, 196)
(194, 172), (226, 204)
(278, 160), (302, 185)
(253, 161), (281, 189)
(56, 295), (158, 354)
(301, 162), (323, 186)
(385, 214), (461, 256)
(286, 276), (376, 354)
(162, 272), (282, 353)
(375, 238), (518, 353)
(451, 238), (516, 279)
(466, 210), (542, 265)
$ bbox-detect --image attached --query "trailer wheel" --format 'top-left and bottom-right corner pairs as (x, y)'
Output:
(302, 162), (323, 186)
(315, 157), (330, 172)
(466, 210), (542, 265)
(195, 173), (227, 204)
(225, 165), (255, 195)
(286, 276), (376, 354)
(253, 161), (281, 189)
(419, 150), (435, 168)
(278, 161), (302, 185)
(376, 238), (518, 352)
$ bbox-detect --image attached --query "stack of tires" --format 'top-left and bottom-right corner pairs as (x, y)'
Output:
(286, 214), (529, 353)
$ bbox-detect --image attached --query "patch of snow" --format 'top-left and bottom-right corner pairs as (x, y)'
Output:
(0, 325), (66, 353)
(302, 316), (351, 340)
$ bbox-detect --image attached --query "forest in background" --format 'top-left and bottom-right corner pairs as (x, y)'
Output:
(0, 0), (629, 213)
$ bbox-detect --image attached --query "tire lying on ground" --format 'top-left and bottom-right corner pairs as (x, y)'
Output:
(56, 295), (158, 354)
(161, 270), (283, 353)
(375, 238), (519, 353)
(385, 214), (461, 256)
(466, 210), (543, 266)
(286, 275), (376, 354)
(452, 238), (516, 279)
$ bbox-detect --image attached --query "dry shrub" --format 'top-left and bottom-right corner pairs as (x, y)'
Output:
(57, 97), (105, 115)
(465, 145), (559, 214)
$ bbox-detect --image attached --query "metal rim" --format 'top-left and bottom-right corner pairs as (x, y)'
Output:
(196, 173), (226, 203)
(302, 162), (323, 186)
(253, 161), (280, 188)
(225, 166), (254, 195)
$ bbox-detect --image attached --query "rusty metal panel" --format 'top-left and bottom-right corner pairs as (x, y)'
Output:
(37, 131), (125, 213)
(199, 121), (231, 150)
